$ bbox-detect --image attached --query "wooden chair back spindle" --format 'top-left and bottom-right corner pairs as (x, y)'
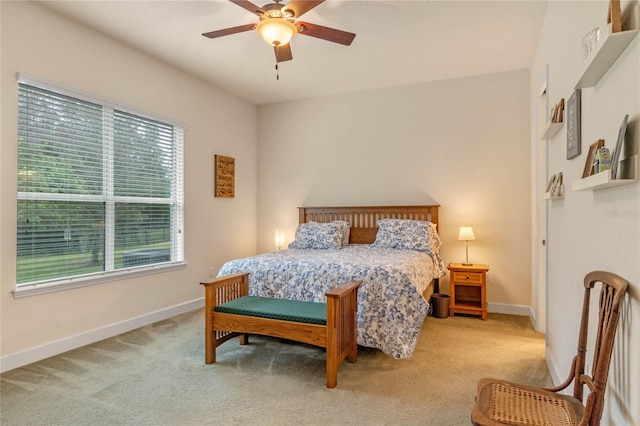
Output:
(575, 271), (627, 424)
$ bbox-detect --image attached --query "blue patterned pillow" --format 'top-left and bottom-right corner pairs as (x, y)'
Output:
(372, 219), (441, 254)
(288, 222), (343, 250)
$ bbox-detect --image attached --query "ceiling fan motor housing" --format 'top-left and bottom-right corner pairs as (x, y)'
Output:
(261, 3), (294, 20)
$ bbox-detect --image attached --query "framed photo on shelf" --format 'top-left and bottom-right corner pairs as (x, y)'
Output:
(545, 174), (557, 193)
(608, 0), (622, 33)
(582, 139), (604, 178)
(566, 89), (581, 160)
(611, 114), (629, 179)
(545, 172), (563, 197)
(550, 172), (563, 197)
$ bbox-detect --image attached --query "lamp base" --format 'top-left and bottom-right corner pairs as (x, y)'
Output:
(462, 262), (473, 266)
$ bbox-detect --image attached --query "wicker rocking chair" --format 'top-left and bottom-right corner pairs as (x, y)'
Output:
(471, 270), (628, 426)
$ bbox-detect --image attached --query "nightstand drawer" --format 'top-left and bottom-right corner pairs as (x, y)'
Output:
(453, 271), (483, 284)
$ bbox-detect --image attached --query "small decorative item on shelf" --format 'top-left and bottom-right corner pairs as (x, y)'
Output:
(594, 147), (612, 174)
(551, 172), (563, 196)
(582, 27), (601, 62)
(621, 2), (640, 31)
(550, 98), (565, 123)
(545, 172), (564, 199)
(545, 175), (555, 193)
(583, 139), (605, 178)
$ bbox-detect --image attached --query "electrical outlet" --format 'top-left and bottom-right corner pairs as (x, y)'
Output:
(208, 267), (214, 277)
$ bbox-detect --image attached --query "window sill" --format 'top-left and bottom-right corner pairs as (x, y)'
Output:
(12, 262), (187, 299)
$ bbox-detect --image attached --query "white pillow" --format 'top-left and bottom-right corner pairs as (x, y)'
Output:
(333, 220), (350, 247)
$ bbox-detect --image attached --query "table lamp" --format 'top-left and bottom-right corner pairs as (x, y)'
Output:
(275, 229), (285, 250)
(458, 226), (476, 266)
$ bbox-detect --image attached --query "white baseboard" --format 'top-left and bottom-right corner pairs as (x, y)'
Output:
(487, 302), (531, 317)
(545, 351), (563, 387)
(0, 297), (204, 373)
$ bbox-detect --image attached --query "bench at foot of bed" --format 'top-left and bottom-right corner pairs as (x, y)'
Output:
(200, 273), (362, 388)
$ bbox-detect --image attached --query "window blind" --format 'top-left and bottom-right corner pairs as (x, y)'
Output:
(17, 80), (184, 289)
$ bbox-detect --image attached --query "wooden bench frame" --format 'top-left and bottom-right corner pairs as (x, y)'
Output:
(200, 273), (361, 388)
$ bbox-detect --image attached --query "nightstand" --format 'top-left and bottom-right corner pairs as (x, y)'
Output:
(447, 263), (489, 320)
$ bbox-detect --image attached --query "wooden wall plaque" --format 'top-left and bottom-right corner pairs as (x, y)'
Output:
(214, 155), (235, 198)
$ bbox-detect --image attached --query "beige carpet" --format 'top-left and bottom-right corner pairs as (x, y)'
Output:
(1, 310), (551, 426)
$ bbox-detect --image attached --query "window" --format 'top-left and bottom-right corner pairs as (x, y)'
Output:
(16, 76), (184, 296)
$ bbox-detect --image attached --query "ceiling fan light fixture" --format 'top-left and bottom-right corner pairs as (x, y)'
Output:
(256, 18), (297, 46)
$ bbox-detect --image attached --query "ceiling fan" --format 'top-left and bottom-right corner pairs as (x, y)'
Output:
(202, 0), (356, 63)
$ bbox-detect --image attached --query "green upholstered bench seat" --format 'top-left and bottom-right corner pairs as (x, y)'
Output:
(214, 296), (327, 325)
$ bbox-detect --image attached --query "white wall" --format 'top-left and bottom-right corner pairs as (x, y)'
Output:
(256, 70), (532, 313)
(531, 1), (640, 423)
(0, 2), (258, 368)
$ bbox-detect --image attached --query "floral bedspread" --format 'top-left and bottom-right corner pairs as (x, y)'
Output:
(217, 245), (447, 359)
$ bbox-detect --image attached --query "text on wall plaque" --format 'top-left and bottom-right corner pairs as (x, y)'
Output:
(214, 155), (235, 198)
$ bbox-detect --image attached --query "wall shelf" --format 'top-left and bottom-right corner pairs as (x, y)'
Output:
(575, 26), (639, 89)
(572, 156), (638, 191)
(540, 121), (564, 140)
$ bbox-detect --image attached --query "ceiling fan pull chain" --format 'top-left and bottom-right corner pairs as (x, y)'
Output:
(275, 63), (279, 80)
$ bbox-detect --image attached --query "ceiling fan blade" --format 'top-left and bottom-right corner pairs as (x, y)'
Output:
(274, 43), (293, 62)
(202, 24), (255, 39)
(297, 21), (356, 46)
(229, 0), (264, 16)
(282, 0), (324, 18)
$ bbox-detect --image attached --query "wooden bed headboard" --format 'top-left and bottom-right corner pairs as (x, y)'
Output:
(298, 205), (439, 245)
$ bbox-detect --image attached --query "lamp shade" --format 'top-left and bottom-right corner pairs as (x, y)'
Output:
(256, 18), (297, 46)
(275, 229), (285, 249)
(458, 226), (476, 241)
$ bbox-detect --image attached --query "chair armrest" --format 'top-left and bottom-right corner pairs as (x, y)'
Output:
(544, 355), (577, 392)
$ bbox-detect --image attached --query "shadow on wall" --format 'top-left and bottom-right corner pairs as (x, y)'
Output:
(607, 295), (633, 424)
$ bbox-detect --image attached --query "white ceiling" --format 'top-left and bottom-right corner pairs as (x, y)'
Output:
(37, 0), (549, 105)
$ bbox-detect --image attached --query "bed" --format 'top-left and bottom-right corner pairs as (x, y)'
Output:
(217, 205), (446, 359)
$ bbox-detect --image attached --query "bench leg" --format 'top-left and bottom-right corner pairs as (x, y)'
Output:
(204, 296), (216, 363)
(348, 340), (358, 364)
(239, 334), (249, 345)
(326, 362), (338, 388)
(326, 327), (338, 388)
(201, 273), (250, 365)
(205, 326), (216, 364)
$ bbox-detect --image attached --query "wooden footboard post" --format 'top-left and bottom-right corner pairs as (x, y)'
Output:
(325, 280), (361, 388)
(200, 273), (250, 364)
